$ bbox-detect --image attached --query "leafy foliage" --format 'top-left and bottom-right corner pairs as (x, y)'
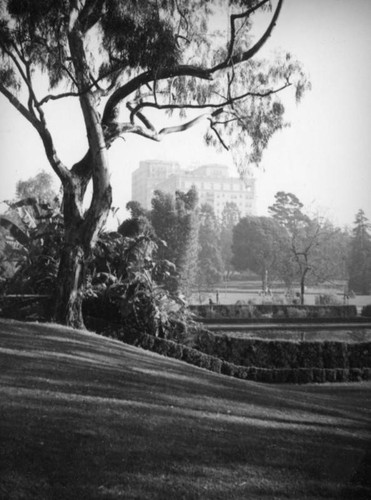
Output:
(0, 0), (310, 326)
(15, 170), (58, 204)
(197, 204), (224, 288)
(220, 201), (241, 279)
(150, 187), (199, 294)
(0, 197), (63, 294)
(88, 233), (190, 342)
(232, 215), (287, 290)
(269, 192), (349, 301)
(348, 209), (371, 294)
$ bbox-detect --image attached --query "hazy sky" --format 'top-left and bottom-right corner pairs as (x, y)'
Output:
(0, 0), (370, 227)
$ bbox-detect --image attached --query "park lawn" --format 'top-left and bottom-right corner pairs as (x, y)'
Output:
(0, 318), (371, 500)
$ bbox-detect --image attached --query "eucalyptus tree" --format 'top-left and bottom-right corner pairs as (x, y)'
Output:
(0, 0), (309, 327)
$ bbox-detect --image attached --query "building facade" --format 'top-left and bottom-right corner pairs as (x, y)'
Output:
(131, 159), (181, 210)
(131, 160), (256, 218)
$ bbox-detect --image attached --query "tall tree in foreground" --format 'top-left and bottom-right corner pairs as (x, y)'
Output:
(348, 209), (371, 294)
(0, 0), (309, 327)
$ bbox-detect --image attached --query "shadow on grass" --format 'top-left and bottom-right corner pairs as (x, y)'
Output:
(1, 318), (371, 499)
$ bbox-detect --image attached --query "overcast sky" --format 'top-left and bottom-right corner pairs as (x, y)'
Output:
(0, 0), (370, 228)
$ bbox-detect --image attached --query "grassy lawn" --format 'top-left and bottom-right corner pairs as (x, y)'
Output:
(1, 318), (371, 499)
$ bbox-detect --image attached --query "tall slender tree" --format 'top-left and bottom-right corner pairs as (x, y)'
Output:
(0, 0), (309, 326)
(197, 203), (224, 289)
(150, 187), (199, 295)
(348, 209), (371, 294)
(220, 201), (241, 280)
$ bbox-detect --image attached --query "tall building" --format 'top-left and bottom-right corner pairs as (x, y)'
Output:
(131, 160), (256, 218)
(131, 159), (181, 209)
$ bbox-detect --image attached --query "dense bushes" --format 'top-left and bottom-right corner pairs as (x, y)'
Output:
(137, 334), (222, 373)
(194, 331), (371, 370)
(362, 304), (371, 317)
(136, 333), (371, 384)
(190, 304), (358, 320)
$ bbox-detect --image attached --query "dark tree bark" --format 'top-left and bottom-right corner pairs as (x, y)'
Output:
(54, 242), (86, 329)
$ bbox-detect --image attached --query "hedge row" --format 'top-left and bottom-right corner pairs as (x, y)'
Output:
(195, 332), (371, 370)
(220, 363), (371, 384)
(190, 304), (358, 320)
(137, 333), (371, 384)
(138, 334), (222, 373)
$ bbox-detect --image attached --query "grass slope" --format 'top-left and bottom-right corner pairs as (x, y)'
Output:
(0, 318), (371, 500)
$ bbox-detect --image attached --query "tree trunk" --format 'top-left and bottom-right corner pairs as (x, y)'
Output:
(54, 242), (86, 329)
(300, 268), (309, 305)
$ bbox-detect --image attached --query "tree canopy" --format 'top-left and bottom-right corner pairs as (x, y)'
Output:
(348, 209), (371, 294)
(269, 191), (348, 302)
(232, 214), (286, 290)
(197, 203), (224, 288)
(0, 0), (310, 326)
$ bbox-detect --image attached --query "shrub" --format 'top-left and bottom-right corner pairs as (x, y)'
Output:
(362, 368), (371, 380)
(152, 337), (171, 356)
(315, 294), (341, 306)
(189, 304), (358, 320)
(273, 368), (293, 383)
(209, 357), (222, 374)
(287, 307), (308, 319)
(246, 366), (257, 381)
(312, 368), (326, 383)
(221, 361), (237, 376)
(257, 368), (275, 383)
(166, 340), (184, 360)
(194, 330), (217, 356)
(297, 368), (314, 384)
(348, 343), (371, 368)
(325, 369), (337, 382)
(234, 366), (250, 379)
(336, 369), (349, 382)
(274, 310), (287, 319)
(322, 342), (348, 369)
(298, 342), (323, 368)
(139, 334), (156, 350)
(361, 304), (371, 317)
(182, 346), (212, 370)
(349, 368), (363, 382)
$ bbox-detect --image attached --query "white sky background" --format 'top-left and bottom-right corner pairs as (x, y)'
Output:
(0, 0), (370, 228)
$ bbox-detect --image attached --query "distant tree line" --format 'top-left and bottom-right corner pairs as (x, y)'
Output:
(1, 172), (370, 311)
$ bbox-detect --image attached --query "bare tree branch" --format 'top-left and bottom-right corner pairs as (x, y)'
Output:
(208, 120), (230, 150)
(102, 65), (213, 124)
(126, 102), (156, 132)
(225, 0), (269, 66)
(211, 0), (284, 73)
(105, 108), (224, 144)
(102, 1), (284, 125)
(129, 82), (291, 119)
